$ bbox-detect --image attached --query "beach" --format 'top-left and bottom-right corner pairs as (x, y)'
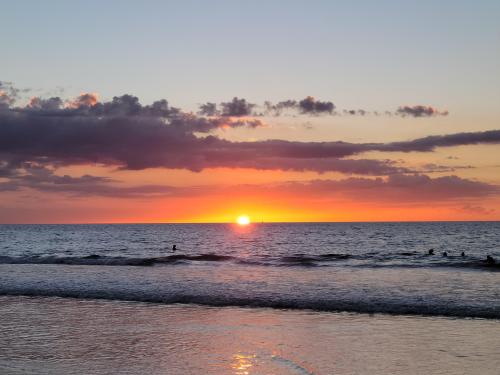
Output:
(1, 296), (499, 375)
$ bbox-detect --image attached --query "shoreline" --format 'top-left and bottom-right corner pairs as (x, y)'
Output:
(1, 295), (499, 375)
(2, 262), (500, 320)
(2, 294), (500, 322)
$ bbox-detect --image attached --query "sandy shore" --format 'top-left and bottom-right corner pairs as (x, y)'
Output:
(1, 296), (499, 375)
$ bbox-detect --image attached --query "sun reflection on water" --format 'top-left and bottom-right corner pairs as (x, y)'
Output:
(231, 353), (256, 375)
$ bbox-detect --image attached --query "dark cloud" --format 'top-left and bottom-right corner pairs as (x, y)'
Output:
(0, 88), (499, 178)
(0, 91), (384, 175)
(198, 102), (218, 116)
(263, 101), (448, 118)
(220, 97), (256, 117)
(263, 100), (297, 116)
(198, 98), (256, 117)
(27, 96), (63, 111)
(0, 161), (199, 198)
(298, 96), (335, 114)
(201, 97), (450, 118)
(0, 163), (110, 193)
(264, 97), (335, 116)
(396, 105), (449, 117)
(377, 130), (500, 153)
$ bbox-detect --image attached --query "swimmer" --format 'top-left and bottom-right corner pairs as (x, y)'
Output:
(428, 249), (435, 255)
(442, 251), (448, 257)
(172, 244), (177, 251)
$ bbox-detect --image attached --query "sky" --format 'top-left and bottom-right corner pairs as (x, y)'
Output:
(1, 0), (500, 223)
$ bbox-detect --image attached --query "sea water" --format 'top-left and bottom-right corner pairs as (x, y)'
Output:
(0, 222), (499, 374)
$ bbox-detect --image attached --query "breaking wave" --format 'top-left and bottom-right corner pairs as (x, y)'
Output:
(0, 253), (498, 270)
(1, 286), (499, 319)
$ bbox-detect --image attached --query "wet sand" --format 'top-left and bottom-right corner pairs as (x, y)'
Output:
(1, 296), (499, 375)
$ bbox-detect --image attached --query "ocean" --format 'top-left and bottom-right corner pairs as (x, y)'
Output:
(1, 222), (499, 374)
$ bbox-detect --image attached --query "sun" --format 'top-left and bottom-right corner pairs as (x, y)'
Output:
(236, 215), (251, 225)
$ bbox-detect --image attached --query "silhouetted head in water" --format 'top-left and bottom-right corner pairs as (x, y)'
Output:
(486, 255), (496, 264)
(442, 251), (448, 257)
(172, 245), (177, 251)
(461, 251), (465, 257)
(428, 249), (434, 255)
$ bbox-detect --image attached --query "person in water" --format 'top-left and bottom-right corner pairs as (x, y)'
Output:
(486, 255), (496, 264)
(428, 249), (435, 255)
(461, 251), (465, 257)
(172, 244), (177, 251)
(442, 251), (448, 257)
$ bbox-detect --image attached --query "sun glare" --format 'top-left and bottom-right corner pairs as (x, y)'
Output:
(236, 215), (251, 225)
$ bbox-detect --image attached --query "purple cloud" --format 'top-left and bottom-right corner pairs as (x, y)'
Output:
(396, 105), (449, 117)
(198, 97), (257, 117)
(5, 169), (496, 203)
(264, 97), (335, 115)
(0, 90), (498, 178)
(277, 174), (498, 202)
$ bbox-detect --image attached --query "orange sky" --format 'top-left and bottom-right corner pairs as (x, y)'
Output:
(1, 166), (499, 223)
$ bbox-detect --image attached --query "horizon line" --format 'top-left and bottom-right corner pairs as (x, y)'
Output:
(1, 220), (498, 225)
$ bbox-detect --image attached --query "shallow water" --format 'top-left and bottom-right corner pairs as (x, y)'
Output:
(1, 261), (499, 318)
(1, 296), (499, 375)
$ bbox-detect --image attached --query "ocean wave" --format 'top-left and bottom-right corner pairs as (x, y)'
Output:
(1, 287), (498, 319)
(0, 253), (498, 270)
(0, 254), (234, 266)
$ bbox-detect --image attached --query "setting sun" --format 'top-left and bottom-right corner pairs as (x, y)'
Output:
(236, 215), (251, 225)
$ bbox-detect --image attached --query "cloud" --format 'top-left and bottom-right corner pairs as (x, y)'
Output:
(297, 96), (335, 114)
(6, 167), (497, 203)
(198, 97), (257, 117)
(343, 109), (367, 116)
(263, 99), (298, 116)
(396, 105), (449, 117)
(0, 81), (19, 107)
(0, 81), (32, 107)
(198, 102), (218, 116)
(220, 97), (256, 116)
(67, 92), (99, 108)
(206, 157), (409, 175)
(0, 88), (498, 178)
(277, 174), (499, 202)
(27, 96), (63, 111)
(0, 163), (110, 193)
(418, 163), (473, 173)
(378, 130), (500, 153)
(263, 100), (447, 118)
(264, 97), (335, 115)
(0, 91), (390, 175)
